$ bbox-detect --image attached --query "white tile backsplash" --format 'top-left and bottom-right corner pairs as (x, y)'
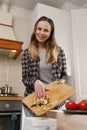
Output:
(0, 55), (25, 96)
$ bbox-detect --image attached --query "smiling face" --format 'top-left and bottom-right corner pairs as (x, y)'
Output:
(35, 21), (51, 47)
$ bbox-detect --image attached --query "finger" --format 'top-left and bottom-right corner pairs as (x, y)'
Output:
(37, 90), (43, 98)
(41, 85), (46, 97)
(34, 87), (40, 97)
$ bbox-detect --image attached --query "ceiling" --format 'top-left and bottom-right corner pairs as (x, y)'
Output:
(10, 0), (87, 10)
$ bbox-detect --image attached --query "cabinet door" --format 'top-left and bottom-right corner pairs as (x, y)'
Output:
(32, 3), (71, 76)
(71, 9), (87, 100)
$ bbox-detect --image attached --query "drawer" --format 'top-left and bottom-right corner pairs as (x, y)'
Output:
(0, 100), (22, 111)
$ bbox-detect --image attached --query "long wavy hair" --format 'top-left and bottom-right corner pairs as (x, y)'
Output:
(28, 16), (60, 63)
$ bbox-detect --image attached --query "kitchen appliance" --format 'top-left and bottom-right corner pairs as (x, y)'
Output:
(0, 11), (23, 59)
(22, 81), (75, 116)
(0, 85), (18, 97)
(0, 85), (12, 94)
(0, 97), (22, 130)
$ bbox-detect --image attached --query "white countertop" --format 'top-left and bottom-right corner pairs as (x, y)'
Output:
(45, 110), (87, 130)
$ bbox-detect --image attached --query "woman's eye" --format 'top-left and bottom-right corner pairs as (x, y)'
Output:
(37, 27), (42, 31)
(37, 27), (49, 32)
(44, 29), (49, 32)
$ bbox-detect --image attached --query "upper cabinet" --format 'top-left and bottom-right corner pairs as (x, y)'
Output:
(31, 3), (72, 76)
(71, 9), (87, 100)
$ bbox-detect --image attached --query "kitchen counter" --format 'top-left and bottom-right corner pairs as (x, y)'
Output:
(45, 110), (87, 130)
(0, 96), (23, 100)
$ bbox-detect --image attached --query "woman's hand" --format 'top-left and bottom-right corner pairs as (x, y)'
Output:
(57, 79), (65, 84)
(34, 80), (46, 98)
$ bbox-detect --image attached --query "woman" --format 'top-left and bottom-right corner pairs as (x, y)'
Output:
(22, 16), (68, 111)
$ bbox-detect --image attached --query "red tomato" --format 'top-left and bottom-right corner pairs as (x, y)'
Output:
(65, 100), (79, 110)
(78, 100), (87, 110)
(81, 100), (87, 102)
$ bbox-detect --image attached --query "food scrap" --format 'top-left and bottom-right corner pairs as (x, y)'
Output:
(31, 95), (51, 111)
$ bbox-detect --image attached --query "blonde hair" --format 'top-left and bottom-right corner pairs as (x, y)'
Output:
(28, 16), (60, 63)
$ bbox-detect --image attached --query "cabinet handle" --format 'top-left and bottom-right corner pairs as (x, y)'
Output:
(5, 103), (10, 108)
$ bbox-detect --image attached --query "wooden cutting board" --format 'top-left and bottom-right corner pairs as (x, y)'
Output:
(22, 81), (75, 116)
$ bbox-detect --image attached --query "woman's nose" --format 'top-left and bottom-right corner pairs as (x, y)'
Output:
(40, 30), (44, 35)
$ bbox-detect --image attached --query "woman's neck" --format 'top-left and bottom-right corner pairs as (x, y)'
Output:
(38, 44), (46, 50)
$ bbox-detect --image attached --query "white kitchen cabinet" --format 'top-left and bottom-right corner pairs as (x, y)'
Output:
(71, 9), (87, 100)
(31, 3), (72, 76)
(31, 4), (87, 101)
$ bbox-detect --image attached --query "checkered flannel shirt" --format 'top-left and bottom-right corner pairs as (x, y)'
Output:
(22, 47), (68, 96)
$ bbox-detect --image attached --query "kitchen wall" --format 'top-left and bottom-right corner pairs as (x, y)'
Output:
(0, 6), (32, 96)
(0, 55), (24, 95)
(0, 2), (82, 97)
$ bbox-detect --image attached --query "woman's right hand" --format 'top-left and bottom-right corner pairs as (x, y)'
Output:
(34, 80), (46, 98)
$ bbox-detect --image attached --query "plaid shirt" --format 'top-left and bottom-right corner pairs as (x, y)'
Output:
(22, 48), (68, 96)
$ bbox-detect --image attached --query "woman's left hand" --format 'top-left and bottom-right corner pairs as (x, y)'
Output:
(57, 79), (65, 84)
